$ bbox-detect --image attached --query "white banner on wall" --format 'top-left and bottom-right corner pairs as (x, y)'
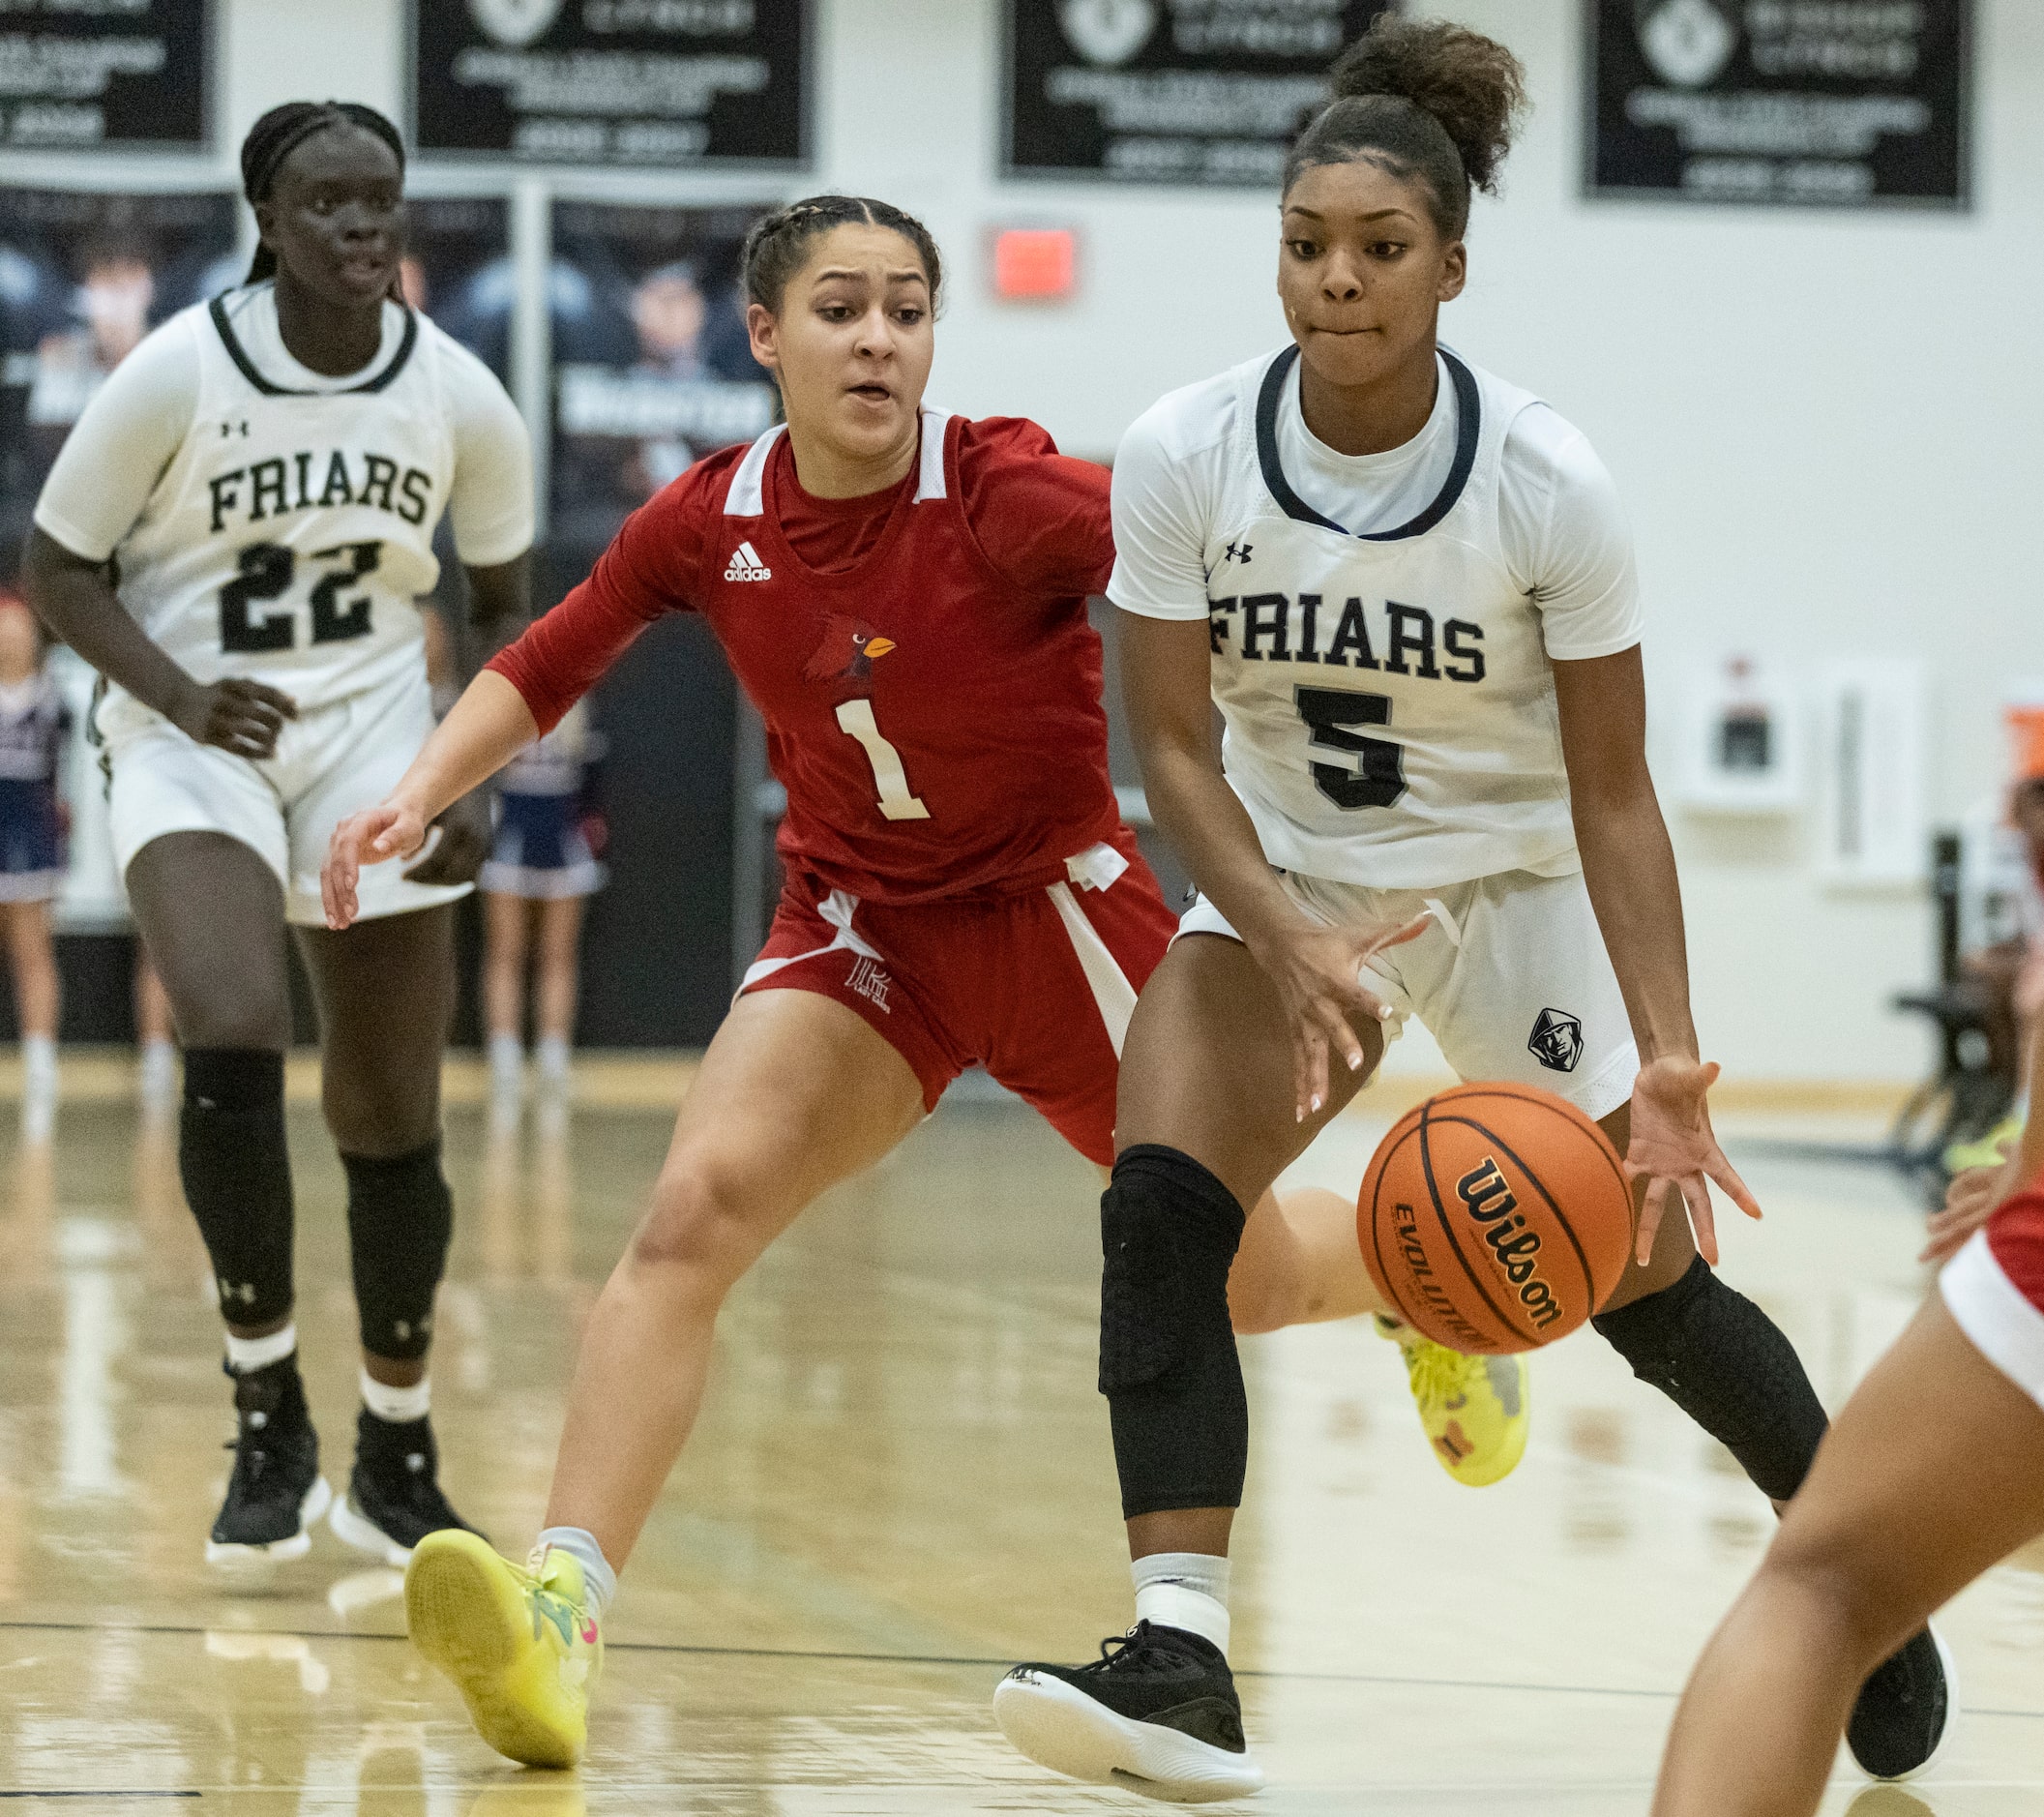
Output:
(1817, 658), (1927, 889)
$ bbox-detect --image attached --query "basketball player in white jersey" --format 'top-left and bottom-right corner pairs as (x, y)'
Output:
(20, 102), (534, 1568)
(993, 18), (1950, 1802)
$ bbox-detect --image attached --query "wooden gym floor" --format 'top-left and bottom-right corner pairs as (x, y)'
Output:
(1, 1059), (2041, 1814)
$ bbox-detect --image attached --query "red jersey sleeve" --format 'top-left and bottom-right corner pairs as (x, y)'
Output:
(954, 416), (1114, 601)
(488, 450), (739, 733)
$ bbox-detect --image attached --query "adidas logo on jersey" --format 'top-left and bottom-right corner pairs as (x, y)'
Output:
(724, 542), (772, 582)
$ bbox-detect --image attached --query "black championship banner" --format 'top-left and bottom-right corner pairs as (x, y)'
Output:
(412, 0), (809, 168)
(0, 189), (238, 569)
(1005, 0), (1391, 187)
(400, 194), (514, 378)
(1588, 0), (1970, 207)
(0, 0), (210, 151)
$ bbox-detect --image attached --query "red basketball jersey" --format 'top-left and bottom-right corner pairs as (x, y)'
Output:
(492, 411), (1124, 905)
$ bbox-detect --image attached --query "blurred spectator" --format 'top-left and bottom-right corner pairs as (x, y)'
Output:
(480, 700), (607, 1124)
(134, 951), (176, 1120)
(1949, 707), (2044, 1169)
(0, 585), (69, 1140)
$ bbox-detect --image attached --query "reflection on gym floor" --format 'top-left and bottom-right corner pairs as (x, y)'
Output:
(1, 1083), (2041, 1814)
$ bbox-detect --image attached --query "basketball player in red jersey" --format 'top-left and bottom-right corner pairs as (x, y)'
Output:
(321, 196), (1517, 1768)
(1654, 1042), (2044, 1815)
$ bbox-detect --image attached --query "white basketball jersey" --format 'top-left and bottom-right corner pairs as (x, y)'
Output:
(1196, 346), (1581, 890)
(98, 287), (459, 733)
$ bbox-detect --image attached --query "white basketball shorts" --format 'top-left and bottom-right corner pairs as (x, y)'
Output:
(1177, 865), (1639, 1121)
(1940, 1199), (2044, 1415)
(103, 668), (471, 927)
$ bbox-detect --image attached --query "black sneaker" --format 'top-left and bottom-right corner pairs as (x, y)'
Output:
(327, 1408), (483, 1567)
(992, 1622), (1263, 1802)
(1847, 1623), (1957, 1780)
(205, 1357), (330, 1568)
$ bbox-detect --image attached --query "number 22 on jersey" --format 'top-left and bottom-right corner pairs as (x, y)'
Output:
(835, 698), (931, 821)
(219, 540), (382, 654)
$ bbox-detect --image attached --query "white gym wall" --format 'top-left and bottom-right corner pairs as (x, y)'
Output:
(6, 0), (2038, 1083)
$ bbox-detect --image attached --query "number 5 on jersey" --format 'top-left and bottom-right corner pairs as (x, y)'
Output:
(835, 698), (931, 821)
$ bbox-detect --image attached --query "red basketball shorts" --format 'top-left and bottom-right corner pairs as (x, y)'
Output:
(1940, 1190), (2044, 1415)
(737, 840), (1177, 1165)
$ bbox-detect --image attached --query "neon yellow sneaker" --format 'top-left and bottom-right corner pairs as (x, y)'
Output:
(405, 1529), (602, 1767)
(1943, 1113), (2024, 1177)
(1377, 1316), (1529, 1487)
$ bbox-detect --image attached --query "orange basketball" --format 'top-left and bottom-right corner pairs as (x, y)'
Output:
(1358, 1083), (1634, 1355)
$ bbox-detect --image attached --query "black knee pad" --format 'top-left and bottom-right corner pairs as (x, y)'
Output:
(343, 1141), (454, 1361)
(180, 1048), (295, 1327)
(1592, 1255), (1829, 1503)
(1099, 1144), (1249, 1521)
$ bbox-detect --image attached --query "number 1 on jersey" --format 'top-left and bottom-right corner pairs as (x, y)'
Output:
(835, 698), (931, 821)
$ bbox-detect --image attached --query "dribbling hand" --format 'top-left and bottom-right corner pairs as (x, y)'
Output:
(1624, 1056), (1763, 1266)
(322, 801), (428, 930)
(172, 676), (298, 760)
(1253, 913), (1430, 1123)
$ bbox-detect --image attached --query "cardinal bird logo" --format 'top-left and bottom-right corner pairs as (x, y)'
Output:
(804, 614), (898, 686)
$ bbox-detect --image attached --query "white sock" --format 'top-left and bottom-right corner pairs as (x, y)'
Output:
(489, 1031), (523, 1080)
(360, 1367), (430, 1423)
(1132, 1552), (1230, 1654)
(535, 1525), (617, 1619)
(22, 1033), (56, 1090)
(224, 1323), (297, 1375)
(536, 1033), (570, 1081)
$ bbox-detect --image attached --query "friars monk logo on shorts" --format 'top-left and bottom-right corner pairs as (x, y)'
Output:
(1528, 1007), (1585, 1074)
(1457, 1158), (1563, 1331)
(804, 614), (899, 688)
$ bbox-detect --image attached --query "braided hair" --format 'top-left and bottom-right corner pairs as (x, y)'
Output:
(740, 195), (943, 316)
(1286, 16), (1527, 240)
(240, 100), (407, 285)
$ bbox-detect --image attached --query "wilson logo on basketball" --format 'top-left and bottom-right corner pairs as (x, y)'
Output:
(1456, 1157), (1564, 1331)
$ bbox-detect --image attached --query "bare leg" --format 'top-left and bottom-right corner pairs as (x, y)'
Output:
(1115, 932), (1383, 1563)
(1654, 1291), (2044, 1817)
(534, 896), (584, 1044)
(1229, 1187), (1390, 1334)
(6, 900), (59, 1038)
(543, 987), (927, 1568)
(481, 891), (529, 1044)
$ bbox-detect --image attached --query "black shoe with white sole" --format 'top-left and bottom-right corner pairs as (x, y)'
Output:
(1848, 1623), (1957, 1781)
(993, 1622), (1262, 1804)
(327, 1407), (482, 1567)
(205, 1357), (329, 1568)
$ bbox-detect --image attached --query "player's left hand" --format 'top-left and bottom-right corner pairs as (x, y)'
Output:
(1923, 1150), (2021, 1266)
(403, 786), (490, 887)
(1624, 1056), (1762, 1267)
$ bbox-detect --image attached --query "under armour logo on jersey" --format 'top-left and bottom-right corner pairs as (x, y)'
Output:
(724, 542), (772, 582)
(1527, 1008), (1585, 1074)
(1224, 541), (1253, 564)
(220, 420), (249, 438)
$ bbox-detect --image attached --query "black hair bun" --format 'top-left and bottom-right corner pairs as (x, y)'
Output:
(1330, 15), (1526, 194)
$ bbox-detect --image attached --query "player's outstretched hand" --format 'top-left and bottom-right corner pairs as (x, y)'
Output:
(1923, 1151), (2020, 1266)
(1254, 913), (1430, 1123)
(322, 802), (427, 930)
(173, 676), (297, 760)
(402, 787), (489, 887)
(1624, 1057), (1762, 1267)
